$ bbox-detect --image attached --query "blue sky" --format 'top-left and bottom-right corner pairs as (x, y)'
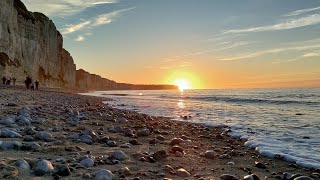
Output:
(22, 0), (320, 88)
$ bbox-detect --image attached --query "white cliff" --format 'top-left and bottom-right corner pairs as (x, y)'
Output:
(0, 0), (76, 87)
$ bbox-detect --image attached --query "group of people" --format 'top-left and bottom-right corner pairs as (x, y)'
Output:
(2, 76), (16, 85)
(25, 76), (39, 90)
(2, 76), (40, 90)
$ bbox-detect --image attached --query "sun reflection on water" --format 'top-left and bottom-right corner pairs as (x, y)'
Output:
(177, 99), (185, 109)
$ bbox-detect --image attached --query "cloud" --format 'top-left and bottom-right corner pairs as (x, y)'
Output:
(165, 41), (253, 61)
(220, 44), (320, 61)
(224, 14), (320, 34)
(22, 0), (117, 17)
(144, 61), (192, 70)
(61, 7), (135, 41)
(286, 6), (320, 17)
(62, 21), (91, 35)
(302, 52), (320, 57)
(92, 7), (135, 27)
(75, 35), (85, 42)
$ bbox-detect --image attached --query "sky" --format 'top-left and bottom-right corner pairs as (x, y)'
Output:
(22, 0), (320, 89)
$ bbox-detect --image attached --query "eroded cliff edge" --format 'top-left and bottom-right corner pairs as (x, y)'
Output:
(0, 0), (76, 87)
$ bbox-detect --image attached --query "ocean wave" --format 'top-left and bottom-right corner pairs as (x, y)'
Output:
(161, 95), (319, 106)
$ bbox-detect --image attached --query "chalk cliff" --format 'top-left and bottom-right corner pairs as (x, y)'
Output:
(0, 0), (76, 87)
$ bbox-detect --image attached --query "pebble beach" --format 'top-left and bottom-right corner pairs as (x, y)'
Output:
(0, 85), (318, 180)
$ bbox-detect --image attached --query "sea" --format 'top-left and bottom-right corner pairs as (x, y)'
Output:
(81, 88), (320, 169)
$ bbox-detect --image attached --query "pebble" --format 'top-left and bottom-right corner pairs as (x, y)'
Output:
(0, 129), (22, 138)
(35, 131), (54, 142)
(21, 142), (41, 151)
(15, 115), (31, 126)
(175, 151), (184, 157)
(153, 150), (168, 161)
(0, 141), (22, 150)
(164, 165), (175, 174)
(169, 138), (184, 145)
(244, 174), (260, 180)
(220, 174), (238, 180)
(171, 145), (184, 153)
(95, 169), (114, 180)
(137, 128), (150, 136)
(0, 117), (15, 125)
(255, 161), (266, 169)
(55, 164), (71, 176)
(107, 140), (117, 147)
(202, 150), (218, 159)
(119, 167), (131, 176)
(129, 139), (141, 145)
(15, 159), (31, 171)
(110, 150), (128, 161)
(176, 168), (191, 177)
(119, 143), (131, 148)
(34, 159), (54, 176)
(79, 134), (93, 144)
(80, 158), (95, 168)
(156, 135), (165, 141)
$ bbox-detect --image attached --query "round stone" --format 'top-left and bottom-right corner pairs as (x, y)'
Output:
(95, 169), (114, 180)
(110, 150), (128, 161)
(35, 131), (54, 142)
(203, 150), (217, 159)
(80, 158), (94, 168)
(137, 128), (150, 136)
(177, 168), (190, 177)
(169, 138), (184, 145)
(15, 159), (31, 171)
(220, 174), (238, 180)
(55, 164), (71, 176)
(34, 160), (54, 176)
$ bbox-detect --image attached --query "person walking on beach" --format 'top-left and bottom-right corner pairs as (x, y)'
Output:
(30, 79), (35, 90)
(35, 80), (39, 90)
(6, 77), (11, 85)
(25, 76), (32, 89)
(13, 77), (16, 86)
(2, 76), (6, 84)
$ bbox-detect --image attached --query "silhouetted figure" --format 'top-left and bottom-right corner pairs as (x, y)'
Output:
(26, 76), (32, 89)
(6, 77), (11, 85)
(30, 80), (35, 90)
(2, 76), (6, 84)
(13, 77), (16, 86)
(35, 80), (39, 90)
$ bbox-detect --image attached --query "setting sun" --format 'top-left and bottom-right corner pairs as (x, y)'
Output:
(175, 79), (191, 92)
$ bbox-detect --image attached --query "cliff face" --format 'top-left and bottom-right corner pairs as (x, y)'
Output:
(0, 0), (76, 87)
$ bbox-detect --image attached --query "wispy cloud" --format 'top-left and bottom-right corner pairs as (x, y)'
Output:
(62, 21), (91, 35)
(286, 6), (320, 17)
(144, 61), (192, 70)
(220, 44), (320, 61)
(224, 14), (320, 34)
(23, 0), (117, 17)
(302, 51), (320, 57)
(61, 7), (135, 41)
(75, 35), (85, 42)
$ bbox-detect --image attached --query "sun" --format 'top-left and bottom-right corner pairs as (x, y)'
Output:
(175, 79), (191, 92)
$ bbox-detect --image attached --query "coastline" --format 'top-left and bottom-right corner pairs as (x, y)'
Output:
(0, 85), (318, 179)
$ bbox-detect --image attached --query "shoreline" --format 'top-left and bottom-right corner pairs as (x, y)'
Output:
(0, 85), (318, 179)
